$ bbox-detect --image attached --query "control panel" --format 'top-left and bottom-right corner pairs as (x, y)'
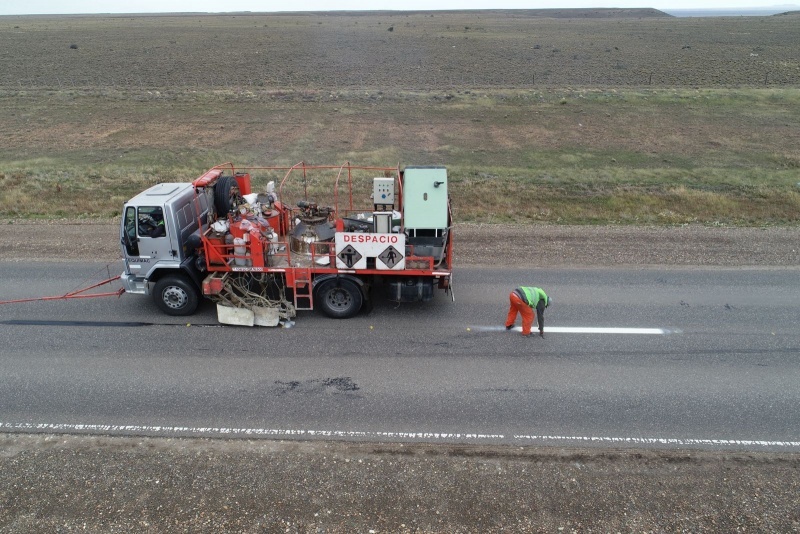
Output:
(373, 177), (395, 206)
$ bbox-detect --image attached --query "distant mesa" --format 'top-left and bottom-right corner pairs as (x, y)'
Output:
(275, 8), (671, 19)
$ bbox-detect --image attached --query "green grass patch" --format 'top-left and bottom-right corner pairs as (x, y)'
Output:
(1, 87), (799, 225)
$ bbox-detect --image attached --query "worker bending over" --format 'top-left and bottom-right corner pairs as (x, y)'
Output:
(506, 286), (551, 338)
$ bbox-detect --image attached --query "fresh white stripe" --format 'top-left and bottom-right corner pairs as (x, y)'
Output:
(0, 422), (796, 449)
(542, 326), (670, 334)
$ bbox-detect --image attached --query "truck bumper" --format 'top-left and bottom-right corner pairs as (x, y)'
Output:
(120, 272), (148, 295)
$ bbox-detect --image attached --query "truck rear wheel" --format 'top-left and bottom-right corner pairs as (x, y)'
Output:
(153, 274), (200, 316)
(315, 278), (363, 319)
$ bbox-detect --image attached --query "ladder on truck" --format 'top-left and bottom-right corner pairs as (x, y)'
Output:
(290, 268), (313, 311)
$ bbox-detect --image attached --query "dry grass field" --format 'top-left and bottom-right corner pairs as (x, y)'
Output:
(2, 10), (799, 88)
(0, 11), (799, 223)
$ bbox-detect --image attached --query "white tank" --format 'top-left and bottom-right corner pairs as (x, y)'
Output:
(234, 237), (246, 266)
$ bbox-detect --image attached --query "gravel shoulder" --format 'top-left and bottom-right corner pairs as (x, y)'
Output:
(2, 219), (799, 267)
(2, 434), (798, 532)
(1, 220), (799, 532)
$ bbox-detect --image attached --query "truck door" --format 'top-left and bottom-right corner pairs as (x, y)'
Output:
(122, 206), (173, 262)
(122, 206), (140, 257)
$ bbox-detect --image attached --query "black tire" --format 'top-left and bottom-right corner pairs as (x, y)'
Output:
(153, 274), (200, 316)
(315, 278), (363, 319)
(214, 175), (234, 215)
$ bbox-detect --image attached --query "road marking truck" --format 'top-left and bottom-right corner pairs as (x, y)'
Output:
(119, 162), (453, 326)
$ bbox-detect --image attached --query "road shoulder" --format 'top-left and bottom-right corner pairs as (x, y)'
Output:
(1, 433), (798, 532)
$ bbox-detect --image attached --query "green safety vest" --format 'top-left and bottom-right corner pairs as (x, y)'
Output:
(518, 286), (548, 308)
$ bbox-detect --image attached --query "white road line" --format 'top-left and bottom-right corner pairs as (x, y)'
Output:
(0, 422), (502, 441)
(474, 326), (674, 334)
(1, 422), (796, 449)
(513, 434), (800, 448)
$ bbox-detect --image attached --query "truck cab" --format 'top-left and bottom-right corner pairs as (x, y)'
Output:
(119, 183), (208, 315)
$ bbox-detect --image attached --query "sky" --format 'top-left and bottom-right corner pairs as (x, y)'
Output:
(0, 0), (797, 15)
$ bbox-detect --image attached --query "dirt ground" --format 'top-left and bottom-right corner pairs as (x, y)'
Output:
(2, 218), (800, 266)
(1, 220), (799, 531)
(2, 12), (799, 89)
(1, 434), (798, 533)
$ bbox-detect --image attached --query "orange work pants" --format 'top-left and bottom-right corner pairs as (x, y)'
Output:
(506, 291), (535, 336)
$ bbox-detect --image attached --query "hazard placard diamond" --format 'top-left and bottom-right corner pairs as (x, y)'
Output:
(378, 245), (403, 269)
(337, 244), (362, 268)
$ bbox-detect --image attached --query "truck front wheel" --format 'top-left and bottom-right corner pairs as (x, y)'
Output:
(153, 274), (200, 316)
(315, 278), (363, 319)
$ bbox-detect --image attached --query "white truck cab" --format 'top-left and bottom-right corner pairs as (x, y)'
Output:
(119, 183), (209, 315)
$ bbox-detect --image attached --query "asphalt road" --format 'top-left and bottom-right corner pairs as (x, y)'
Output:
(1, 262), (798, 451)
